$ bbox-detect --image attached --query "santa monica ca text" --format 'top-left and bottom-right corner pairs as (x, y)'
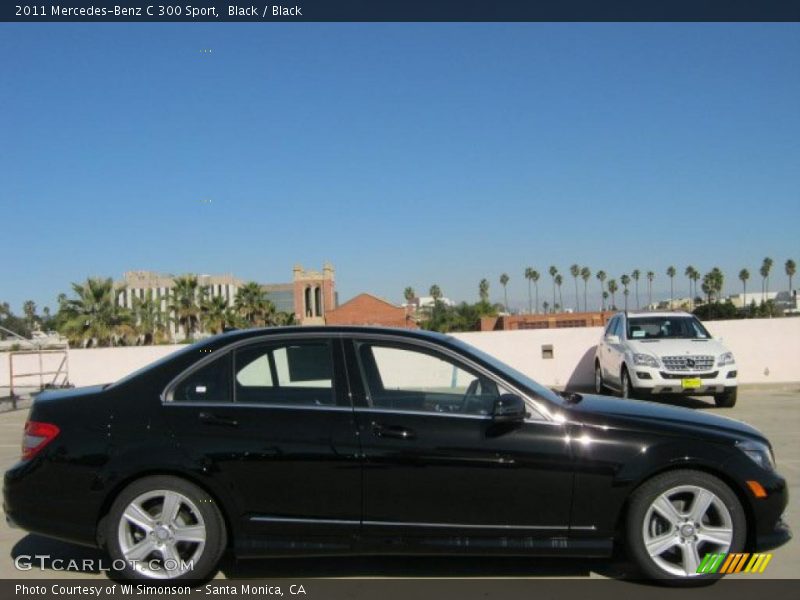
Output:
(15, 584), (307, 596)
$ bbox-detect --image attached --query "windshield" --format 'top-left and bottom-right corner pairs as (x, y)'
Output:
(447, 337), (564, 406)
(626, 316), (711, 340)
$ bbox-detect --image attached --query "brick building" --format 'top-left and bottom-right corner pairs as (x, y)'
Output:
(325, 293), (417, 329)
(481, 310), (614, 331)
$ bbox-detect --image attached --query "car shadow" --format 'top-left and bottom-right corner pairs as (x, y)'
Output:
(11, 533), (644, 582)
(565, 346), (598, 391)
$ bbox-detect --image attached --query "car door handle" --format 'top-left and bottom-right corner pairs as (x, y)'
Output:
(372, 422), (416, 440)
(198, 412), (239, 427)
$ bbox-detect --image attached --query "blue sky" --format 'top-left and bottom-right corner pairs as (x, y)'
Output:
(1, 23), (798, 313)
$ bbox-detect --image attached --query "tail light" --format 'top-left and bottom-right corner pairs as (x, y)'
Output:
(22, 421), (60, 460)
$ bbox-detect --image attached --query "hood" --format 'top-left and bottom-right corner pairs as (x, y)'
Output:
(567, 394), (763, 441)
(627, 337), (728, 359)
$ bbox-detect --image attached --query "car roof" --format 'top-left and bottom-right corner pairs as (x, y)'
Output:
(210, 325), (453, 345)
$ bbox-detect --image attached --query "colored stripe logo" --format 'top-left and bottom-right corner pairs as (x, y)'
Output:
(697, 553), (773, 574)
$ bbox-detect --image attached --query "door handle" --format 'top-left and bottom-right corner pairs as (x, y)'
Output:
(198, 411), (239, 427)
(372, 422), (416, 440)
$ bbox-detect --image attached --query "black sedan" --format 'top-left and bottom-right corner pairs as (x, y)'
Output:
(3, 327), (790, 583)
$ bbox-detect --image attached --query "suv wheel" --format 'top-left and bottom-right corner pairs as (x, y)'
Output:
(625, 469), (746, 585)
(595, 362), (605, 394)
(715, 388), (737, 408)
(104, 475), (226, 581)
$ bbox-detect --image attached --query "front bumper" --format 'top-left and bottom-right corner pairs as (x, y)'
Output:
(629, 365), (737, 395)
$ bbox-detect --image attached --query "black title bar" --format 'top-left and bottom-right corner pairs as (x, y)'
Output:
(4, 1), (800, 23)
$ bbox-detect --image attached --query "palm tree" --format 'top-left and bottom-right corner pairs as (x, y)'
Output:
(524, 268), (535, 313)
(542, 301), (550, 314)
(646, 271), (654, 307)
(133, 289), (168, 344)
(169, 275), (202, 339)
(666, 266), (676, 309)
(580, 267), (591, 312)
(530, 270), (541, 313)
(201, 295), (231, 335)
(22, 300), (37, 329)
(570, 264), (580, 311)
(607, 279), (618, 310)
(479, 279), (490, 304)
(685, 266), (696, 309)
(761, 257), (774, 301)
(602, 291), (609, 308)
(620, 274), (631, 311)
(631, 269), (641, 309)
(691, 269), (701, 306)
(739, 269), (750, 314)
(499, 273), (510, 312)
(234, 281), (274, 327)
(403, 287), (416, 303)
(554, 274), (564, 311)
(548, 266), (558, 311)
(786, 259), (796, 292)
(59, 277), (133, 347)
(429, 284), (442, 301)
(596, 270), (607, 310)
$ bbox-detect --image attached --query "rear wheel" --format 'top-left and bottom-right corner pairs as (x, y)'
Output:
(714, 388), (737, 408)
(104, 475), (226, 581)
(625, 469), (746, 584)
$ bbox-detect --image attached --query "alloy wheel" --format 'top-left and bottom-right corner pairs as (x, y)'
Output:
(117, 489), (207, 579)
(642, 484), (734, 577)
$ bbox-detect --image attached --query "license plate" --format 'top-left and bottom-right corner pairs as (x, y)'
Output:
(681, 378), (702, 389)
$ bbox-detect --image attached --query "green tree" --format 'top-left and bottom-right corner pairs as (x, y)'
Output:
(631, 269), (641, 309)
(403, 287), (416, 303)
(234, 281), (274, 327)
(59, 277), (133, 347)
(607, 279), (618, 310)
(548, 266), (558, 311)
(554, 274), (563, 311)
(542, 300), (550, 314)
(22, 300), (37, 330)
(760, 257), (773, 301)
(666, 266), (676, 309)
(133, 289), (169, 345)
(570, 264), (580, 312)
(646, 271), (655, 307)
(580, 266), (591, 312)
(201, 295), (232, 335)
(479, 279), (490, 304)
(526, 269), (541, 314)
(499, 273), (510, 312)
(739, 269), (750, 316)
(685, 266), (697, 309)
(620, 274), (631, 311)
(786, 259), (796, 292)
(169, 275), (202, 340)
(596, 270), (607, 311)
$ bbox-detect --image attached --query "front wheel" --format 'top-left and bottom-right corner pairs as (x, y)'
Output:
(715, 388), (738, 408)
(104, 475), (226, 581)
(595, 362), (605, 394)
(625, 469), (746, 584)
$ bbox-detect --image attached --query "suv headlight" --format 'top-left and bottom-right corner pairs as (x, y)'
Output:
(718, 352), (735, 366)
(737, 440), (775, 471)
(632, 353), (660, 368)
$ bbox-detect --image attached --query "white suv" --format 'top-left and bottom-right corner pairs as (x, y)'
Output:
(594, 311), (738, 407)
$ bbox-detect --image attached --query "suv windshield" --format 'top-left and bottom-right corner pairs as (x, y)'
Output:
(626, 316), (711, 340)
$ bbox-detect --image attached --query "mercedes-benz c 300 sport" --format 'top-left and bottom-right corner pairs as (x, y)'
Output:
(4, 327), (790, 583)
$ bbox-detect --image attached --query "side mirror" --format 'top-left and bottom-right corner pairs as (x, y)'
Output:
(492, 394), (526, 422)
(605, 334), (620, 344)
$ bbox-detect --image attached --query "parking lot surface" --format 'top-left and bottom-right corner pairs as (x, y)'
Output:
(0, 386), (796, 580)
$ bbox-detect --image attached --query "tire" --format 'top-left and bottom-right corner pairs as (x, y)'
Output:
(104, 475), (226, 582)
(620, 367), (649, 400)
(625, 469), (746, 585)
(715, 388), (737, 408)
(595, 362), (605, 394)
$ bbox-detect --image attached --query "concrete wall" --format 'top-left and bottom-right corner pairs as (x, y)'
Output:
(1, 318), (798, 390)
